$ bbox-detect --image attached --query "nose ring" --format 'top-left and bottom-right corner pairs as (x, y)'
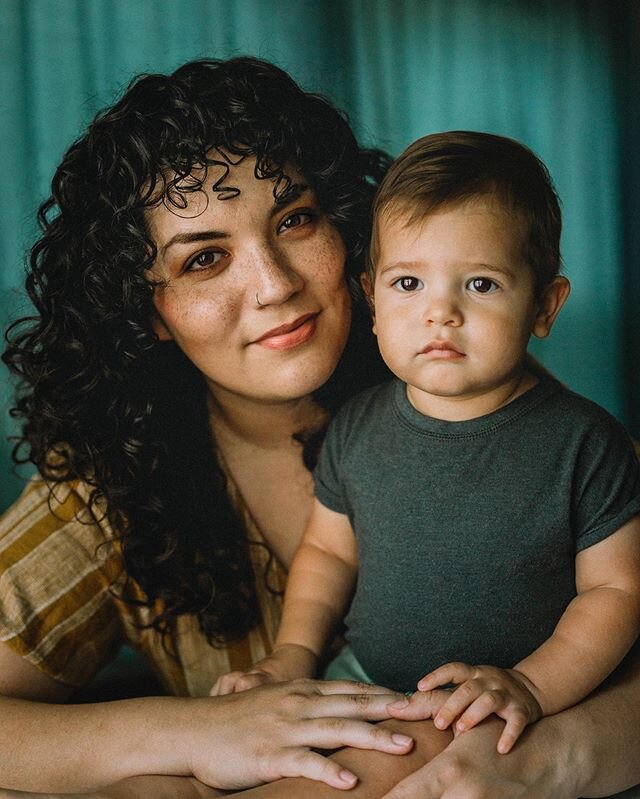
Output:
(255, 292), (266, 308)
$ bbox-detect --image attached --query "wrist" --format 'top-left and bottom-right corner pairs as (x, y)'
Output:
(129, 697), (205, 779)
(509, 668), (546, 715)
(271, 642), (319, 677)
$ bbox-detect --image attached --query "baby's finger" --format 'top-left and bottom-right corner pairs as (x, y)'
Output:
(417, 661), (475, 692)
(433, 681), (484, 730)
(496, 707), (529, 754)
(453, 689), (506, 733)
(233, 670), (272, 693)
(209, 670), (245, 696)
(387, 689), (451, 720)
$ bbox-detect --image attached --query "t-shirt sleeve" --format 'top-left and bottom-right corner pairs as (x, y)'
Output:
(314, 405), (352, 515)
(573, 415), (640, 551)
(0, 479), (126, 687)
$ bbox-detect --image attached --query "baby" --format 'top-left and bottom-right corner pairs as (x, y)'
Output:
(213, 131), (640, 753)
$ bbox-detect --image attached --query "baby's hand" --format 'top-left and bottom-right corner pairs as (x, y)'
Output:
(210, 643), (318, 696)
(416, 662), (542, 754)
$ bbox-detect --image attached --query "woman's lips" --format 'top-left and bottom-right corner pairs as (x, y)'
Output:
(254, 313), (318, 350)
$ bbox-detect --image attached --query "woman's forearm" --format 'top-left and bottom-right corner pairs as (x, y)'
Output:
(0, 681), (415, 795)
(553, 639), (640, 797)
(0, 695), (195, 792)
(0, 775), (226, 799)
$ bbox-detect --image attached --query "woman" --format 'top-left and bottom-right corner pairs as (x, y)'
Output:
(0, 57), (638, 798)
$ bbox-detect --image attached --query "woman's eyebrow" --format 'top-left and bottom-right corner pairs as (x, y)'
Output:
(160, 230), (227, 255)
(159, 184), (313, 255)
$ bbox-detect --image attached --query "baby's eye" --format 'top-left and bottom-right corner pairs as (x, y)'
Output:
(393, 276), (423, 292)
(467, 277), (499, 294)
(185, 249), (226, 272)
(278, 211), (314, 233)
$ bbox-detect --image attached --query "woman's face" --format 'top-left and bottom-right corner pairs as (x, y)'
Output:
(147, 157), (351, 406)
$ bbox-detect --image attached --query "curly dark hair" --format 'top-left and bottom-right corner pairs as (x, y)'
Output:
(3, 57), (390, 645)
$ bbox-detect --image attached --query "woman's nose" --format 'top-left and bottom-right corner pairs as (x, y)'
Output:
(252, 244), (304, 307)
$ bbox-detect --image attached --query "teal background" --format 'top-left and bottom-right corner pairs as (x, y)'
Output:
(1, 0), (639, 510)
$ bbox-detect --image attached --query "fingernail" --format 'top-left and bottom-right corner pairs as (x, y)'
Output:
(434, 717), (446, 729)
(339, 770), (357, 785)
(391, 733), (413, 746)
(456, 721), (465, 731)
(417, 680), (427, 691)
(388, 698), (409, 710)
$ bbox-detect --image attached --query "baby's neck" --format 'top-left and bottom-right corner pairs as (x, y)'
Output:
(406, 370), (539, 422)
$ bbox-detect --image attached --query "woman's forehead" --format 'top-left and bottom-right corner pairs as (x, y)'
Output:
(146, 156), (309, 244)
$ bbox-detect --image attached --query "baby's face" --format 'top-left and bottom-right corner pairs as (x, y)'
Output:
(370, 197), (545, 420)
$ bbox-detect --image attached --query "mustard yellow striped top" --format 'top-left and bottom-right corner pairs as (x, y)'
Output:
(0, 476), (285, 697)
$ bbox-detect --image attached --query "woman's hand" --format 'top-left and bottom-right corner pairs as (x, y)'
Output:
(210, 643), (317, 696)
(189, 679), (414, 791)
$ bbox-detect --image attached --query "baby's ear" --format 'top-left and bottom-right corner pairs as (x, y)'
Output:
(533, 276), (571, 339)
(359, 272), (377, 333)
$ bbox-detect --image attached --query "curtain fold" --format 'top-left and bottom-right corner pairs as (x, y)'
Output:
(1, 0), (638, 508)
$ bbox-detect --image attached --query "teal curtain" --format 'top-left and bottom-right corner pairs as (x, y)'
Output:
(1, 0), (638, 509)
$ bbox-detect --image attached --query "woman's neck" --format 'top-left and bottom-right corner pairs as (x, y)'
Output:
(207, 386), (327, 450)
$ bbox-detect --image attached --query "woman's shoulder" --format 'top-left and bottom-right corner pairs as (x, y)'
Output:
(0, 476), (127, 687)
(0, 475), (115, 552)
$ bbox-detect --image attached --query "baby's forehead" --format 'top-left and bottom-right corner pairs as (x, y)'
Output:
(379, 191), (521, 228)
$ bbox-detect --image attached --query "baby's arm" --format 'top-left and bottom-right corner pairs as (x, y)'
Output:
(514, 514), (640, 713)
(211, 500), (358, 694)
(413, 515), (640, 752)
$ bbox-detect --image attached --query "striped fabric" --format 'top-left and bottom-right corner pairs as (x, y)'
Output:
(0, 476), (285, 697)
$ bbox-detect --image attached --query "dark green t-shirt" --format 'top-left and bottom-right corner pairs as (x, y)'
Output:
(315, 376), (640, 693)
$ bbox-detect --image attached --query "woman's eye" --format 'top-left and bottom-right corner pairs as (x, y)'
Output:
(185, 249), (226, 272)
(467, 277), (499, 294)
(278, 211), (313, 233)
(393, 276), (423, 292)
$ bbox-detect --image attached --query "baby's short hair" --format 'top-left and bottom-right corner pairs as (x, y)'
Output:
(370, 131), (562, 294)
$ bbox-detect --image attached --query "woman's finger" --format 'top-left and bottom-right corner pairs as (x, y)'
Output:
(295, 716), (414, 753)
(277, 748), (360, 789)
(298, 689), (408, 721)
(310, 678), (403, 698)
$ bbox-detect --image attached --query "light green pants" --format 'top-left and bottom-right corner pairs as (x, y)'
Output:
(323, 644), (374, 683)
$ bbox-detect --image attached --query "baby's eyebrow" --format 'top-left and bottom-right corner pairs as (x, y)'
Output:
(377, 260), (422, 276)
(469, 262), (516, 278)
(377, 260), (516, 278)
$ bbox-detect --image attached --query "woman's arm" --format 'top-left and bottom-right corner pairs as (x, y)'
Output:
(0, 643), (414, 794)
(212, 501), (358, 694)
(383, 640), (640, 799)
(0, 776), (225, 799)
(222, 639), (640, 799)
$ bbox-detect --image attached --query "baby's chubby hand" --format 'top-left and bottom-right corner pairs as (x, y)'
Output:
(387, 662), (542, 754)
(411, 662), (542, 754)
(210, 643), (318, 696)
